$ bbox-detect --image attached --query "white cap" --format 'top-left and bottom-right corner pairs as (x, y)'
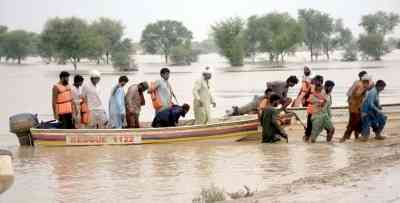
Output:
(90, 70), (101, 78)
(361, 74), (372, 81)
(203, 66), (213, 75)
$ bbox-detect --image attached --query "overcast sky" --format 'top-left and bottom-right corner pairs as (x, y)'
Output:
(0, 0), (399, 41)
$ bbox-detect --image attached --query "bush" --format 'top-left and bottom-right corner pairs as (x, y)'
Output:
(111, 38), (137, 71)
(358, 33), (388, 61)
(169, 45), (200, 65)
(342, 41), (358, 61)
(192, 185), (226, 203)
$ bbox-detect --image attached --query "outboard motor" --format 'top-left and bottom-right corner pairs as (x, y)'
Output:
(9, 113), (39, 146)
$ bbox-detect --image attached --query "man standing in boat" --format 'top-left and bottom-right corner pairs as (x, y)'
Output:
(309, 81), (335, 143)
(340, 74), (371, 142)
(125, 82), (149, 128)
(193, 67), (216, 124)
(52, 71), (74, 129)
(109, 76), (129, 129)
(292, 66), (312, 107)
(359, 80), (387, 141)
(261, 94), (288, 143)
(71, 74), (90, 129)
(81, 70), (108, 129)
(266, 75), (299, 108)
(148, 68), (176, 113)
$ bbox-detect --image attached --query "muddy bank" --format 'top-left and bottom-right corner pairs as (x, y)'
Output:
(224, 140), (400, 203)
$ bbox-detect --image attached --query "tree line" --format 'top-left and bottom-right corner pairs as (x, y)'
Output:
(0, 17), (134, 72)
(212, 10), (400, 66)
(0, 10), (399, 69)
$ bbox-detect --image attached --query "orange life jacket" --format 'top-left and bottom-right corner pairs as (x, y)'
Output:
(80, 98), (90, 124)
(55, 84), (73, 115)
(307, 92), (326, 114)
(301, 80), (311, 93)
(148, 81), (163, 111)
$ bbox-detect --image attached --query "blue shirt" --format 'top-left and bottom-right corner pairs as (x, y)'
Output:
(151, 105), (186, 127)
(109, 86), (126, 115)
(361, 87), (381, 114)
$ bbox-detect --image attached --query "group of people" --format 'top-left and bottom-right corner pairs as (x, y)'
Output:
(52, 67), (216, 129)
(52, 65), (388, 144)
(258, 66), (387, 143)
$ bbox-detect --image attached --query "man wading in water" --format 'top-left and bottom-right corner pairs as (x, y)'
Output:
(309, 80), (335, 143)
(359, 80), (387, 141)
(261, 94), (288, 143)
(340, 74), (371, 142)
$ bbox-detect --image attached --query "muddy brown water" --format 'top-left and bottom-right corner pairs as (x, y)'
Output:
(1, 52), (400, 202)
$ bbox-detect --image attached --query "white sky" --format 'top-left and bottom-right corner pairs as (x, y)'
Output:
(0, 0), (399, 41)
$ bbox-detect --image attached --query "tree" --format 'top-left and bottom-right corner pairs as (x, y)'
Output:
(243, 15), (263, 62)
(358, 33), (387, 60)
(0, 25), (8, 62)
(262, 12), (304, 63)
(84, 31), (106, 64)
(243, 13), (304, 63)
(360, 11), (400, 35)
(91, 17), (124, 64)
(140, 20), (193, 64)
(2, 30), (35, 64)
(342, 40), (358, 61)
(111, 38), (135, 71)
(40, 17), (92, 72)
(169, 42), (200, 65)
(192, 38), (219, 54)
(298, 9), (335, 61)
(37, 32), (56, 63)
(358, 11), (400, 60)
(212, 17), (245, 66)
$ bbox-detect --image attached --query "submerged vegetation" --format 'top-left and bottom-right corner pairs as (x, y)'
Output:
(192, 185), (255, 203)
(0, 10), (398, 67)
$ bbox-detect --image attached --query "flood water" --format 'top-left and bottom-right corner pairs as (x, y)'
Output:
(1, 51), (400, 202)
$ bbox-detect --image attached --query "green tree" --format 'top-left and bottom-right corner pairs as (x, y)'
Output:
(140, 20), (193, 64)
(358, 11), (400, 60)
(40, 17), (92, 72)
(298, 9), (334, 61)
(0, 25), (8, 62)
(342, 40), (358, 61)
(84, 31), (106, 64)
(321, 18), (350, 60)
(243, 15), (263, 62)
(169, 42), (199, 65)
(91, 17), (124, 64)
(111, 38), (135, 71)
(212, 17), (245, 66)
(2, 30), (35, 64)
(37, 32), (56, 63)
(192, 38), (219, 54)
(263, 12), (304, 63)
(358, 33), (387, 60)
(243, 13), (304, 63)
(360, 11), (400, 35)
